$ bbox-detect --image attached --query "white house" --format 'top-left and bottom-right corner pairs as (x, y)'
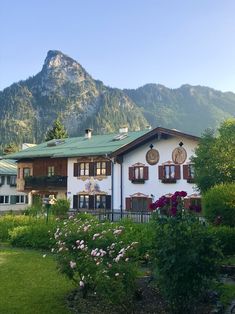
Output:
(5, 127), (200, 212)
(0, 159), (28, 212)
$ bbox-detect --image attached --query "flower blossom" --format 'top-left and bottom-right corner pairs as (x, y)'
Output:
(69, 261), (76, 269)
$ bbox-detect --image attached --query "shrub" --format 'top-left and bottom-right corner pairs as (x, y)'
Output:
(0, 215), (33, 241)
(52, 214), (141, 310)
(51, 198), (70, 217)
(202, 183), (235, 227)
(151, 192), (221, 313)
(209, 226), (235, 256)
(9, 220), (57, 249)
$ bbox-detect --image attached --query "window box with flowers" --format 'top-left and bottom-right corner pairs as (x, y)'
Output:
(158, 162), (180, 183)
(128, 163), (149, 184)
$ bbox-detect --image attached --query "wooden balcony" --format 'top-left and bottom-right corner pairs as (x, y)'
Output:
(24, 176), (67, 189)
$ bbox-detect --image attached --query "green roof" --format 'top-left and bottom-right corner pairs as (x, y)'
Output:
(4, 130), (150, 160)
(0, 159), (17, 175)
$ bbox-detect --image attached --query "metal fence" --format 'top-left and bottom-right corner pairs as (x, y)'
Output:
(69, 209), (152, 223)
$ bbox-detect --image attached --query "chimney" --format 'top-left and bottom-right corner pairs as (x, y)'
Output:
(85, 128), (92, 139)
(119, 126), (128, 134)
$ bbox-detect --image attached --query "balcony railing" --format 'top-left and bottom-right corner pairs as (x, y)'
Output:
(24, 176), (67, 189)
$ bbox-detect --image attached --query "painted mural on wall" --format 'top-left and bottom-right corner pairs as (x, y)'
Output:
(85, 177), (101, 194)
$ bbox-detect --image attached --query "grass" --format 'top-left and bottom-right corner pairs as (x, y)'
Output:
(0, 246), (74, 314)
(220, 283), (235, 307)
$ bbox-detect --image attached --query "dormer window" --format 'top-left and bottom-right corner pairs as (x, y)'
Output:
(129, 163), (149, 183)
(158, 162), (180, 183)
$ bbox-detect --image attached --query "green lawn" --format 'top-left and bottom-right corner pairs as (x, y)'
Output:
(0, 246), (74, 314)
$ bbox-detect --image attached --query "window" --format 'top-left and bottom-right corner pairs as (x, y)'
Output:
(129, 165), (149, 183)
(0, 176), (5, 186)
(23, 168), (31, 178)
(16, 195), (26, 204)
(8, 175), (16, 186)
(95, 162), (106, 176)
(126, 196), (152, 211)
(79, 195), (89, 209)
(48, 166), (55, 177)
(158, 164), (180, 183)
(184, 197), (201, 213)
(95, 195), (106, 209)
(164, 165), (175, 179)
(79, 162), (89, 176)
(183, 164), (195, 183)
(0, 195), (9, 204)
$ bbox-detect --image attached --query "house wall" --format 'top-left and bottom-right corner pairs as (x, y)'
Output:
(67, 158), (112, 208)
(67, 136), (198, 211)
(33, 158), (67, 176)
(121, 136), (198, 207)
(0, 175), (28, 212)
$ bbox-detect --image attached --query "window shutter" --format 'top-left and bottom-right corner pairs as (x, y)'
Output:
(158, 166), (164, 179)
(125, 197), (131, 210)
(73, 163), (78, 177)
(184, 198), (190, 209)
(143, 166), (149, 180)
(10, 195), (17, 204)
(129, 167), (134, 180)
(73, 195), (78, 209)
(106, 195), (111, 210)
(89, 195), (95, 209)
(174, 165), (181, 179)
(183, 165), (189, 179)
(147, 197), (152, 210)
(106, 161), (111, 176)
(89, 163), (94, 176)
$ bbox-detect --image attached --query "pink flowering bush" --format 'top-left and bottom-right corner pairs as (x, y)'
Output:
(51, 214), (140, 309)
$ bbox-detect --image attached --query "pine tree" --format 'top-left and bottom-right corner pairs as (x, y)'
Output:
(3, 142), (19, 155)
(45, 118), (68, 141)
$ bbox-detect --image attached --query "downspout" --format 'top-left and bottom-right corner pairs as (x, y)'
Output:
(120, 161), (123, 219)
(111, 160), (114, 221)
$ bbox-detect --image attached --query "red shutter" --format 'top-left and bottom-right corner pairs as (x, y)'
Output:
(106, 161), (111, 176)
(125, 197), (131, 210)
(184, 198), (190, 209)
(158, 165), (164, 179)
(129, 167), (134, 180)
(147, 197), (152, 210)
(183, 165), (189, 179)
(143, 166), (149, 180)
(174, 165), (181, 179)
(73, 163), (78, 177)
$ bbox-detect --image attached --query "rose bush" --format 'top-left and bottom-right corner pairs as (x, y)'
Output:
(51, 214), (141, 310)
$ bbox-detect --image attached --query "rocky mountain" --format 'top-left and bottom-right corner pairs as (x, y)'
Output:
(0, 50), (235, 150)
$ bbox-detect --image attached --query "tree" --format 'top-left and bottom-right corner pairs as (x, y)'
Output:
(3, 142), (19, 155)
(45, 118), (68, 141)
(192, 119), (235, 193)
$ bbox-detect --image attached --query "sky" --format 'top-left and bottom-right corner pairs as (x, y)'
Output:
(1, 0), (235, 92)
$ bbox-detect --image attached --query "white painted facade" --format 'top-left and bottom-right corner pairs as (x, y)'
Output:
(67, 134), (199, 211)
(0, 175), (28, 212)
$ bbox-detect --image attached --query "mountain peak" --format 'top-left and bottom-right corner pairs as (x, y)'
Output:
(43, 50), (80, 70)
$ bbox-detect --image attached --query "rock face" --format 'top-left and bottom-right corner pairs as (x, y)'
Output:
(0, 50), (235, 149)
(0, 50), (147, 148)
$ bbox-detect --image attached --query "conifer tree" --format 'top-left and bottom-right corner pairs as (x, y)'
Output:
(45, 118), (68, 141)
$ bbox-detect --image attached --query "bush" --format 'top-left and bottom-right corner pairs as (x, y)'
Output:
(209, 226), (235, 256)
(9, 220), (57, 249)
(151, 192), (221, 313)
(52, 214), (141, 310)
(51, 198), (70, 217)
(202, 183), (235, 227)
(153, 215), (221, 313)
(0, 215), (34, 241)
